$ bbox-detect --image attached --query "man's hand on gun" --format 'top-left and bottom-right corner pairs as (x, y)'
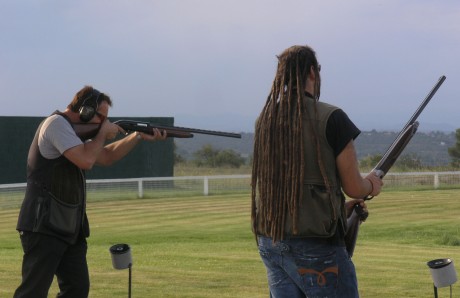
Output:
(138, 128), (168, 141)
(100, 119), (123, 140)
(364, 171), (384, 199)
(98, 119), (168, 142)
(345, 199), (367, 219)
(345, 171), (383, 220)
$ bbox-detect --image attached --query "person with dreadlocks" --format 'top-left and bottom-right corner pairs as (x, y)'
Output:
(251, 45), (383, 298)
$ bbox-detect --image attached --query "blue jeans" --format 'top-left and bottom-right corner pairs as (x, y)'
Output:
(257, 235), (359, 298)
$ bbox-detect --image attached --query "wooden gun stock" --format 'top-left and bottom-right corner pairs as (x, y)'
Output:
(73, 123), (101, 140)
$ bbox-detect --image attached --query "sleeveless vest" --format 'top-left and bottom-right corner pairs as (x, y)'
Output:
(285, 96), (346, 237)
(255, 95), (347, 238)
(16, 113), (89, 244)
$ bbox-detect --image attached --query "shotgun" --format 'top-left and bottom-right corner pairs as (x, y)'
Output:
(345, 75), (447, 257)
(73, 120), (242, 140)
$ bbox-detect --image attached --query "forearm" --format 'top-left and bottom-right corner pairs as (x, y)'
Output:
(63, 133), (107, 170)
(341, 169), (373, 199)
(337, 140), (374, 198)
(96, 132), (141, 166)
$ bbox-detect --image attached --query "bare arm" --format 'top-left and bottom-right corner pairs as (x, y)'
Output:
(63, 120), (121, 170)
(64, 120), (167, 169)
(95, 127), (167, 167)
(336, 140), (383, 199)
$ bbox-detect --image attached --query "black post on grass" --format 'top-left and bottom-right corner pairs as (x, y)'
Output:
(433, 284), (438, 298)
(128, 264), (132, 298)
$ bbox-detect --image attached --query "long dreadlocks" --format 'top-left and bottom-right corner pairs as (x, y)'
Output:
(251, 45), (323, 242)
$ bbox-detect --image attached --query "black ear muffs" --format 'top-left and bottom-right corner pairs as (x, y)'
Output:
(79, 89), (102, 122)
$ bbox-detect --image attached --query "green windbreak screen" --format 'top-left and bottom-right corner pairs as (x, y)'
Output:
(0, 116), (174, 184)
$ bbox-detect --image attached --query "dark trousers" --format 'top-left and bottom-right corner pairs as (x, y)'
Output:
(14, 232), (89, 298)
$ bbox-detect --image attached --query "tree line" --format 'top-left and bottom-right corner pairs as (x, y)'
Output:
(175, 144), (246, 168)
(175, 128), (460, 171)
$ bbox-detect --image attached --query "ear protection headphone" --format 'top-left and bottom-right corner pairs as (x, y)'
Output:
(79, 89), (102, 122)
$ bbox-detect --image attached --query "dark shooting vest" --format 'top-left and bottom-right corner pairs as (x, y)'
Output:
(255, 96), (347, 239)
(285, 96), (346, 238)
(16, 113), (89, 244)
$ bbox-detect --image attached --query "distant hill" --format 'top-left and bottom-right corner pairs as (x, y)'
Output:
(354, 130), (456, 166)
(175, 132), (254, 160)
(175, 130), (457, 167)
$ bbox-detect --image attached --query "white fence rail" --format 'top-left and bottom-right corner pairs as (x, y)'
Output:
(0, 175), (251, 209)
(2, 172), (460, 209)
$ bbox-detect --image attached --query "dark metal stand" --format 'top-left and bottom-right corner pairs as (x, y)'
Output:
(433, 284), (438, 298)
(128, 264), (132, 298)
(433, 284), (454, 298)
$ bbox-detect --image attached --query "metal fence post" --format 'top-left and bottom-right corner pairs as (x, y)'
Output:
(138, 179), (143, 198)
(434, 173), (439, 189)
(204, 176), (209, 196)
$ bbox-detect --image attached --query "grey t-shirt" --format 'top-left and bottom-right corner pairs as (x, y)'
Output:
(38, 114), (83, 159)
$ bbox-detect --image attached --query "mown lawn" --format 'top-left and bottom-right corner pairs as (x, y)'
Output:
(1, 190), (460, 297)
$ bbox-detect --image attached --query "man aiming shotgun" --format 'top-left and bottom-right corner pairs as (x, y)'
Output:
(13, 85), (240, 298)
(14, 85), (167, 297)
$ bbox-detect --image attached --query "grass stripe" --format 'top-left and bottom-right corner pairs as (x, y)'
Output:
(1, 191), (460, 297)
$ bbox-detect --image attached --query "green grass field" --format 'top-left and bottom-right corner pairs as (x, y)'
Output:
(1, 190), (460, 297)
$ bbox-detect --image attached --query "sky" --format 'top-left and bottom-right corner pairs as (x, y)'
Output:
(1, 0), (459, 133)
